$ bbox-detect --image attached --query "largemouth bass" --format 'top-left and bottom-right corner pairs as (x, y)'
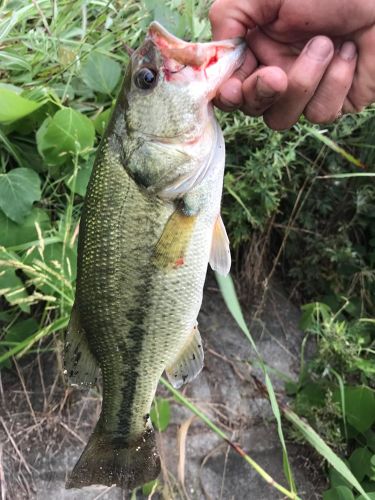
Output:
(64, 22), (245, 491)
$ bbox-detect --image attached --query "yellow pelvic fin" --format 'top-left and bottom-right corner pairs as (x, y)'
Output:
(152, 209), (197, 269)
(64, 304), (100, 388)
(209, 215), (231, 276)
(165, 323), (204, 389)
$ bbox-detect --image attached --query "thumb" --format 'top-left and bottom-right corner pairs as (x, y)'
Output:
(209, 0), (282, 40)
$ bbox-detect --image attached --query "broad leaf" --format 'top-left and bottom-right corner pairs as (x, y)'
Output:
(150, 397), (170, 432)
(323, 486), (354, 500)
(81, 51), (121, 94)
(0, 249), (29, 312)
(0, 88), (44, 123)
(5, 318), (39, 343)
(337, 387), (375, 433)
(349, 448), (373, 482)
(0, 208), (50, 247)
(0, 168), (41, 223)
(37, 108), (95, 166)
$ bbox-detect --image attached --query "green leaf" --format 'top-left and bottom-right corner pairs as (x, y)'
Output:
(142, 479), (158, 496)
(5, 318), (39, 343)
(0, 168), (41, 223)
(0, 208), (50, 247)
(65, 157), (94, 197)
(93, 107), (112, 136)
(0, 249), (29, 312)
(323, 486), (355, 500)
(349, 448), (373, 483)
(341, 387), (375, 433)
(150, 397), (170, 432)
(36, 108), (95, 166)
(80, 51), (121, 95)
(284, 407), (370, 498)
(329, 464), (353, 489)
(357, 494), (375, 500)
(364, 431), (375, 454)
(24, 242), (77, 286)
(0, 88), (44, 123)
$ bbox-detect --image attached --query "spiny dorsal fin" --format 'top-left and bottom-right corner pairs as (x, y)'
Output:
(209, 215), (231, 276)
(165, 324), (204, 389)
(152, 209), (197, 269)
(64, 304), (100, 388)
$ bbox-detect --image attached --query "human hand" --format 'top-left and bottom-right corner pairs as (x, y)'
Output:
(209, 0), (375, 129)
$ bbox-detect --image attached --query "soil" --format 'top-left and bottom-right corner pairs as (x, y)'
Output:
(0, 272), (326, 499)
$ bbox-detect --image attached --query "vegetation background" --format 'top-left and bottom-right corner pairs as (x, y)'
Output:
(0, 0), (374, 499)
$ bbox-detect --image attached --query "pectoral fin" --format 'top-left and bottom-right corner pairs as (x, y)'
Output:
(209, 215), (231, 276)
(166, 324), (204, 389)
(64, 304), (100, 387)
(153, 209), (197, 269)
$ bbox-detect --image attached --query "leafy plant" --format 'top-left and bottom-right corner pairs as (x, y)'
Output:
(287, 301), (375, 498)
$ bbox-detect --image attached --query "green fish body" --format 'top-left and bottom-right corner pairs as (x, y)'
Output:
(65, 22), (245, 491)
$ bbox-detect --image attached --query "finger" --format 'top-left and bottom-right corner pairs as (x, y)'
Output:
(347, 26), (375, 111)
(246, 27), (298, 71)
(304, 41), (357, 123)
(214, 49), (258, 110)
(240, 66), (288, 116)
(264, 36), (334, 130)
(209, 0), (281, 40)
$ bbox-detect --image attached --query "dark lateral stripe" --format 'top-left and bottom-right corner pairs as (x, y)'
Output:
(115, 205), (157, 441)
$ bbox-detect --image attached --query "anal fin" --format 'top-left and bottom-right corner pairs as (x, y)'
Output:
(209, 215), (231, 276)
(64, 304), (100, 387)
(153, 209), (197, 269)
(166, 324), (204, 389)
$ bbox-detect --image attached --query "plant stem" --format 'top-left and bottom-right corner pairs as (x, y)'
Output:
(160, 377), (301, 500)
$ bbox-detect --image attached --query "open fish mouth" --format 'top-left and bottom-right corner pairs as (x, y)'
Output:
(147, 21), (246, 98)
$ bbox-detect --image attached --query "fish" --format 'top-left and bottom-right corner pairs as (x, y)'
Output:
(64, 21), (245, 491)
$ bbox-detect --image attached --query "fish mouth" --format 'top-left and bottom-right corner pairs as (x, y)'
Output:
(147, 21), (246, 98)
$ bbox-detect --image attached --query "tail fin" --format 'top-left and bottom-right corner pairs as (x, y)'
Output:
(66, 429), (160, 491)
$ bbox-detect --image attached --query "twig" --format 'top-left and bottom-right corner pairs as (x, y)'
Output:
(0, 373), (5, 411)
(161, 378), (301, 500)
(59, 421), (86, 445)
(31, 0), (52, 35)
(13, 359), (41, 441)
(0, 444), (6, 500)
(0, 417), (33, 475)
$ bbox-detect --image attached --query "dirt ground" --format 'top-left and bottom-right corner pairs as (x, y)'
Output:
(0, 272), (326, 499)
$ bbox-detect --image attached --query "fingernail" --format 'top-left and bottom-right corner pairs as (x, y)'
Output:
(256, 77), (277, 99)
(306, 37), (333, 60)
(340, 41), (357, 61)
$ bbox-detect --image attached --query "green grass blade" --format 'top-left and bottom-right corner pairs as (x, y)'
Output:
(318, 173), (375, 179)
(215, 272), (297, 493)
(283, 408), (370, 499)
(0, 315), (69, 364)
(161, 377), (301, 500)
(305, 127), (365, 168)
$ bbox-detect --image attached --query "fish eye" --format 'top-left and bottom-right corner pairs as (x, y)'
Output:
(134, 67), (158, 90)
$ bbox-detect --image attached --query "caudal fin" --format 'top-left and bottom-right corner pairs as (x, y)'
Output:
(66, 429), (160, 491)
